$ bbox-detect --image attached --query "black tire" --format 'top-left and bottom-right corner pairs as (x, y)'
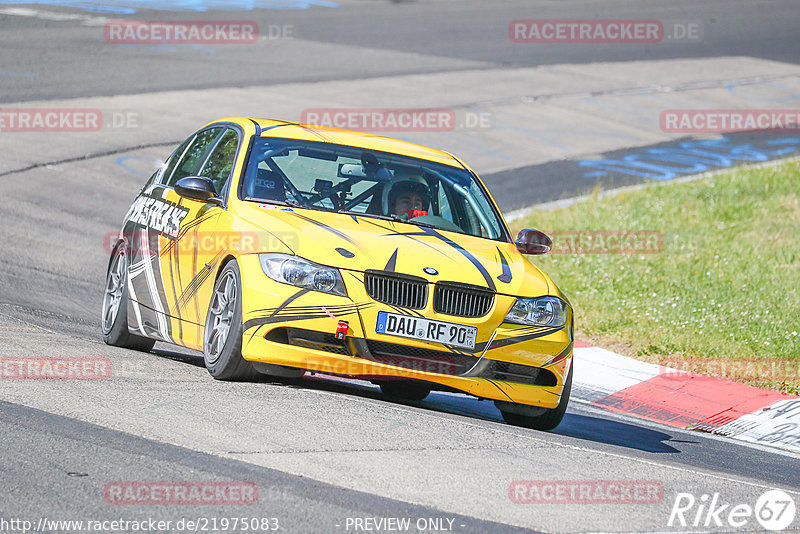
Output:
(379, 381), (432, 401)
(499, 363), (572, 431)
(203, 260), (258, 381)
(101, 244), (156, 352)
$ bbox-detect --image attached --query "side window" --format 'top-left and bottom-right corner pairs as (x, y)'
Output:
(160, 136), (193, 185)
(164, 127), (223, 187)
(198, 129), (239, 195)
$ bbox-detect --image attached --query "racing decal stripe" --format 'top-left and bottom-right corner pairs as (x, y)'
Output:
(126, 274), (147, 337)
(374, 225), (496, 291)
(242, 282), (311, 345)
(126, 227), (172, 342)
(496, 247), (512, 284)
(168, 236), (184, 339)
(360, 219), (446, 254)
(246, 324), (266, 345)
(159, 211), (217, 258)
(498, 325), (556, 336)
(489, 327), (563, 349)
(347, 271), (364, 283)
(190, 226), (200, 325)
(250, 302), (367, 315)
(139, 226), (172, 341)
(420, 227), (496, 291)
(243, 309), (362, 332)
(267, 288), (311, 318)
(297, 124), (337, 143)
(177, 249), (227, 311)
(177, 265), (212, 311)
(474, 325), (563, 352)
(166, 219), (185, 339)
(544, 341), (573, 367)
(291, 212), (364, 249)
(485, 379), (514, 401)
(384, 249), (398, 272)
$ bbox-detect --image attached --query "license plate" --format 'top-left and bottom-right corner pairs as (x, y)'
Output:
(375, 311), (477, 350)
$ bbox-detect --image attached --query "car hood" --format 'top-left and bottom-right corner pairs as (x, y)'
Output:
(238, 203), (551, 296)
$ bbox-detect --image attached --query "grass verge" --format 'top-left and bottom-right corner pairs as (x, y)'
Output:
(512, 160), (800, 394)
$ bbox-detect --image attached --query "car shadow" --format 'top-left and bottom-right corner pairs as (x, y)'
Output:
(553, 412), (682, 453)
(272, 372), (684, 454)
(147, 347), (682, 454)
(151, 346), (206, 368)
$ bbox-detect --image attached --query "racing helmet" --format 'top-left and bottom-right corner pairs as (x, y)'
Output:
(382, 170), (431, 217)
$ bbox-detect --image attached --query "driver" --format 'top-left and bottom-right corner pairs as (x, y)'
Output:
(385, 172), (431, 219)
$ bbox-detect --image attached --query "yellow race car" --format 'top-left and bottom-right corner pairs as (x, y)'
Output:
(102, 118), (573, 430)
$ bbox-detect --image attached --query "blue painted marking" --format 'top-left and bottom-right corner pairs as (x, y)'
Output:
(0, 0), (339, 12)
(580, 136), (800, 180)
(582, 170), (608, 178)
(765, 138), (800, 156)
(117, 155), (163, 177)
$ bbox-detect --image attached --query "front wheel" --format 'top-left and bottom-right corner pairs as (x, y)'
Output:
(101, 245), (155, 352)
(203, 260), (257, 381)
(497, 363), (572, 431)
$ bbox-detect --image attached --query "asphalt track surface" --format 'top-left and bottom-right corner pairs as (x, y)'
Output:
(1, 2), (800, 533)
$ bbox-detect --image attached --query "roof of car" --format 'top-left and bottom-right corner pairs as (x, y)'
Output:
(209, 117), (466, 168)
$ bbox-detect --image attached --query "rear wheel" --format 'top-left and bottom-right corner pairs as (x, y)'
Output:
(203, 260), (257, 381)
(498, 364), (572, 431)
(101, 245), (155, 352)
(379, 381), (432, 401)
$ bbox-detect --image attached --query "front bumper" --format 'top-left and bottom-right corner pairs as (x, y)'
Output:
(238, 255), (572, 409)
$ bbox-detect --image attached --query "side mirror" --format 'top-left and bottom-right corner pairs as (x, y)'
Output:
(175, 176), (222, 205)
(515, 229), (552, 255)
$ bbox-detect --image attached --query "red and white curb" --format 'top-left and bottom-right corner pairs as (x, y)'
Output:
(572, 341), (800, 454)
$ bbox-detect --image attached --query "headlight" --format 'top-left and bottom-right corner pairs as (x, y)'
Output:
(504, 296), (568, 327)
(258, 253), (347, 296)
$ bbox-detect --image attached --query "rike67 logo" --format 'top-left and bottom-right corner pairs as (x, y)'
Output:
(669, 489), (797, 531)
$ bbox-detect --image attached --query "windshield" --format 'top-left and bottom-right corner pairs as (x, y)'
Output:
(240, 137), (508, 241)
